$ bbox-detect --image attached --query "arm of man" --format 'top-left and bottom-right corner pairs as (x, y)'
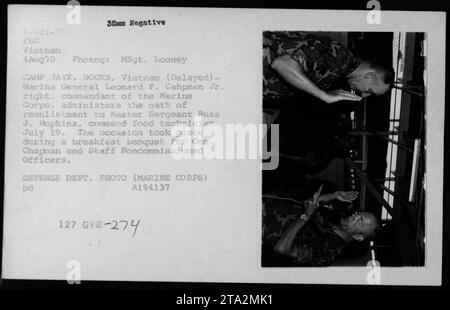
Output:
(273, 186), (322, 258)
(273, 216), (308, 258)
(318, 191), (359, 203)
(270, 55), (362, 104)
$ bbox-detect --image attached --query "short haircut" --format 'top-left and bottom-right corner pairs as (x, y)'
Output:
(365, 59), (395, 88)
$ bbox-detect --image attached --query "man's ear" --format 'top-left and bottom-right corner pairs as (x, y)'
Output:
(353, 234), (364, 241)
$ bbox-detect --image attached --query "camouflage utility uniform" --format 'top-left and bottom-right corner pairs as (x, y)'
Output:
(263, 31), (361, 100)
(262, 196), (346, 266)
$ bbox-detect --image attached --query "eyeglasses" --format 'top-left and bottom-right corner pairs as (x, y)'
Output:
(354, 212), (364, 225)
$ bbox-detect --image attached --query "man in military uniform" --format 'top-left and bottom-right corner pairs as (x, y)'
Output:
(262, 184), (380, 266)
(263, 31), (395, 102)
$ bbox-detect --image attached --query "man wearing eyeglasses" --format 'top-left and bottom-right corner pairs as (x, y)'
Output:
(262, 185), (380, 266)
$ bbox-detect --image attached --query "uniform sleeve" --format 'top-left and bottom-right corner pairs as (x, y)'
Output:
(262, 199), (304, 245)
(294, 235), (344, 266)
(290, 36), (339, 84)
(289, 36), (361, 89)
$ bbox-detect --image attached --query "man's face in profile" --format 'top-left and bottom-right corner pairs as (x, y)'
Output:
(349, 72), (390, 97)
(342, 211), (377, 240)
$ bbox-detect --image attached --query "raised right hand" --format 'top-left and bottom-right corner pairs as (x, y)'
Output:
(334, 191), (359, 202)
(322, 89), (362, 103)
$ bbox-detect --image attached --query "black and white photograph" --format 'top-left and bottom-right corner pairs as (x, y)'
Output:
(262, 31), (427, 267)
(0, 1), (447, 294)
